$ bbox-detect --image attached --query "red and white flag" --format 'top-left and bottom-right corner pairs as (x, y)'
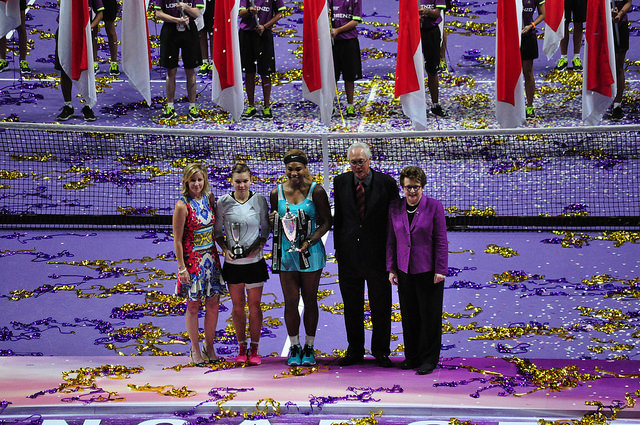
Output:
(0, 0), (21, 39)
(122, 0), (152, 105)
(212, 0), (244, 121)
(395, 0), (427, 130)
(582, 0), (616, 125)
(542, 0), (565, 59)
(58, 0), (96, 108)
(302, 0), (335, 126)
(495, 0), (524, 128)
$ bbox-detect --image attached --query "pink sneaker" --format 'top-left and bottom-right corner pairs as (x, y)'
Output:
(235, 343), (247, 363)
(248, 344), (261, 366)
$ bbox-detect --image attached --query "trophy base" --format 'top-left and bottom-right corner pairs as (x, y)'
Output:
(286, 247), (301, 253)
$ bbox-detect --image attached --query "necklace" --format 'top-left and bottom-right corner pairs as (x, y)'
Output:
(406, 205), (418, 214)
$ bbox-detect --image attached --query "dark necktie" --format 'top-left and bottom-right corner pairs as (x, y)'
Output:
(356, 182), (365, 220)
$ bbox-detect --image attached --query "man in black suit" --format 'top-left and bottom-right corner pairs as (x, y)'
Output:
(333, 142), (400, 367)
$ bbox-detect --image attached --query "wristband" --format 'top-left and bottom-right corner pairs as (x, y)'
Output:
(530, 22), (535, 29)
(178, 268), (187, 273)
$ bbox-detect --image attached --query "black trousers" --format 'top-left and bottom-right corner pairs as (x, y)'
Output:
(397, 270), (444, 366)
(338, 268), (391, 357)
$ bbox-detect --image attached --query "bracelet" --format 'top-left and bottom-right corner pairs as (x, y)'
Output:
(305, 238), (314, 246)
(530, 22), (536, 29)
(178, 268), (187, 274)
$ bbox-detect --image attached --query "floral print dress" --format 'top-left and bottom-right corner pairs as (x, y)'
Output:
(176, 194), (224, 300)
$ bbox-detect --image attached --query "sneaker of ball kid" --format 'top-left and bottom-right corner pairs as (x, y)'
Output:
(555, 57), (568, 71)
(242, 106), (257, 119)
(431, 104), (448, 117)
(160, 105), (177, 120)
(0, 59), (8, 72)
(345, 105), (356, 118)
(82, 105), (96, 122)
(262, 106), (273, 119)
(198, 62), (209, 76)
(526, 106), (535, 119)
(611, 106), (624, 121)
(109, 62), (120, 77)
(188, 106), (202, 121)
(56, 105), (74, 121)
(19, 60), (31, 74)
(572, 57), (583, 71)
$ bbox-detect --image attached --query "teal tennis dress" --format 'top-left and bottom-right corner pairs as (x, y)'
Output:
(176, 194), (225, 300)
(277, 182), (326, 272)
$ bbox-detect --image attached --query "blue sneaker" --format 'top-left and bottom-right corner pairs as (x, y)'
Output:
(301, 344), (316, 366)
(287, 344), (302, 366)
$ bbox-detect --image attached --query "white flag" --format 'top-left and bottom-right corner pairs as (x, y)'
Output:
(122, 0), (152, 105)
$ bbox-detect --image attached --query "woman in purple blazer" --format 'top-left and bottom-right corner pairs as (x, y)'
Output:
(386, 166), (448, 375)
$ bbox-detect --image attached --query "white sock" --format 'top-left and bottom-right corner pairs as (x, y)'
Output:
(613, 102), (621, 109)
(573, 54), (580, 60)
(64, 101), (72, 108)
(167, 102), (174, 109)
(560, 54), (568, 60)
(289, 335), (300, 346)
(189, 103), (196, 109)
(305, 335), (315, 346)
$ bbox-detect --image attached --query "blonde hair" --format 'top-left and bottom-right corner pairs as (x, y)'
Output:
(181, 163), (211, 197)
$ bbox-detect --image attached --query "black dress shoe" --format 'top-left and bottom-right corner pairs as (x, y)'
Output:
(374, 354), (392, 368)
(400, 359), (418, 370)
(417, 363), (436, 375)
(338, 352), (364, 366)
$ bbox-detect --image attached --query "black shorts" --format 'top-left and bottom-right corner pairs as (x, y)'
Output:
(159, 22), (202, 69)
(332, 37), (362, 82)
(520, 31), (539, 61)
(421, 25), (441, 75)
(222, 258), (269, 285)
(239, 29), (276, 75)
(564, 0), (587, 23)
(102, 0), (119, 22)
(203, 0), (215, 33)
(614, 21), (629, 53)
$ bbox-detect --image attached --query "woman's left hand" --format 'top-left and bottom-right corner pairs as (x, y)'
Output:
(434, 273), (445, 284)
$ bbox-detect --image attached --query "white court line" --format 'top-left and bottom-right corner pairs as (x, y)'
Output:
(357, 81), (378, 133)
(279, 232), (330, 358)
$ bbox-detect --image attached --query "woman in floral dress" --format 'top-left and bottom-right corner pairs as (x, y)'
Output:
(172, 163), (225, 365)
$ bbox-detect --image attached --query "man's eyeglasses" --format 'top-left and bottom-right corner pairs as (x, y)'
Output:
(403, 185), (422, 192)
(349, 159), (369, 166)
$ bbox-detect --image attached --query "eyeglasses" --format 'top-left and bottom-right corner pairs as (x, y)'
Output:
(403, 185), (422, 192)
(349, 159), (369, 166)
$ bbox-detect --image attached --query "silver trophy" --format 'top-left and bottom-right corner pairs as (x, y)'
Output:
(229, 222), (245, 259)
(281, 202), (300, 252)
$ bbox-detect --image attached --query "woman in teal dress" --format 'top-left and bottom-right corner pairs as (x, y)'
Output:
(269, 149), (331, 367)
(173, 163), (225, 366)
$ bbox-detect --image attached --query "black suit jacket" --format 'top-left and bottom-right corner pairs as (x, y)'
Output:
(333, 169), (400, 276)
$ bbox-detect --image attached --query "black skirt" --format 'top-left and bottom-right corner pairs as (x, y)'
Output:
(222, 258), (269, 285)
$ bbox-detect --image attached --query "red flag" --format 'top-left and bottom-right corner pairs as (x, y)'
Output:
(59, 0), (96, 107)
(495, 0), (524, 128)
(582, 0), (616, 125)
(71, 0), (90, 80)
(213, 0), (236, 91)
(395, 0), (427, 130)
(543, 0), (565, 58)
(212, 0), (243, 120)
(586, 0), (614, 97)
(302, 0), (335, 125)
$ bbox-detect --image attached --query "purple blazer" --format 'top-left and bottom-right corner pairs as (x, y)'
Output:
(385, 195), (448, 276)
